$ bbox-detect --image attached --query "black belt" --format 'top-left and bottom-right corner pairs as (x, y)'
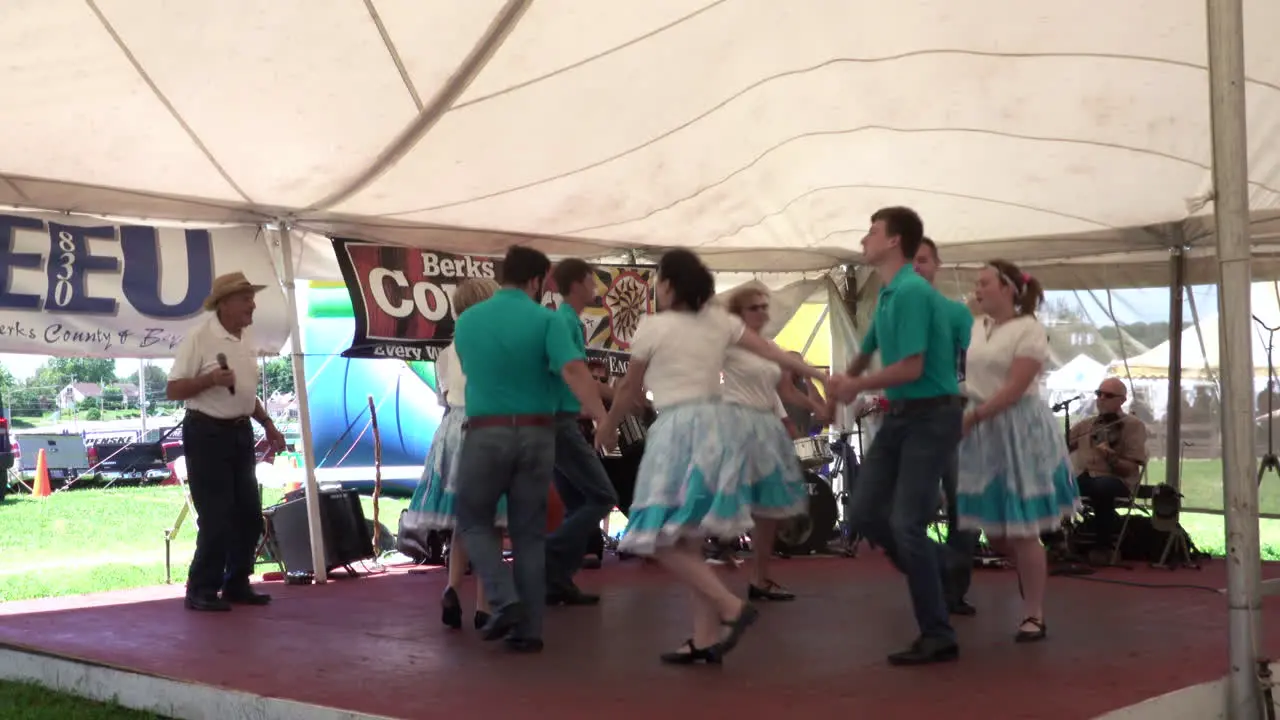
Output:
(464, 414), (555, 430)
(885, 395), (965, 415)
(187, 410), (251, 427)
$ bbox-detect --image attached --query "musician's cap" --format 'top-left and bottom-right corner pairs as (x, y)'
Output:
(204, 271), (267, 311)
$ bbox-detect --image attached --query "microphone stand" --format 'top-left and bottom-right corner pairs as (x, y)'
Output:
(1051, 395), (1082, 448)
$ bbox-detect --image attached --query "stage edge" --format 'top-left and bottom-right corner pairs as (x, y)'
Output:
(0, 645), (394, 720)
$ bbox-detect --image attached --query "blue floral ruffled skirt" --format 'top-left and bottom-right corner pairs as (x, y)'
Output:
(404, 409), (507, 530)
(955, 395), (1080, 539)
(619, 401), (757, 556)
(723, 404), (807, 519)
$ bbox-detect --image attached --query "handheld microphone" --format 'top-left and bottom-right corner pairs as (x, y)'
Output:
(216, 353), (235, 395)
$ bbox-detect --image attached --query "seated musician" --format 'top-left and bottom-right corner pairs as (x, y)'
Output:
(1068, 378), (1148, 551)
(781, 351), (830, 439)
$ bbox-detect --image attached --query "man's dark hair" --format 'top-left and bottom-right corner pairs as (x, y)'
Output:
(919, 236), (939, 261)
(552, 258), (594, 295)
(499, 246), (551, 287)
(870, 206), (924, 260)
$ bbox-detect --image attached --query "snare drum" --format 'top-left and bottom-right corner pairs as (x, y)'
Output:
(793, 436), (833, 470)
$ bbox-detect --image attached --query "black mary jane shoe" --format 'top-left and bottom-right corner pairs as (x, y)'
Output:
(711, 603), (760, 658)
(660, 639), (722, 665)
(474, 610), (491, 631)
(1015, 617), (1047, 643)
(441, 587), (462, 630)
(748, 580), (795, 602)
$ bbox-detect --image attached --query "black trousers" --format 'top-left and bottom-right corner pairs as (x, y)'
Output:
(184, 411), (260, 598)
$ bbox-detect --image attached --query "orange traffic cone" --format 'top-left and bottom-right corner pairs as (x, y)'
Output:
(32, 448), (51, 498)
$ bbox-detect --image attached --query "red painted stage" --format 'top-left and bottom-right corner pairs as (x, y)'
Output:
(0, 555), (1276, 719)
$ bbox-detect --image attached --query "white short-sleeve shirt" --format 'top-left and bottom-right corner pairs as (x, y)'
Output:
(723, 345), (785, 416)
(963, 315), (1049, 402)
(437, 343), (467, 409)
(629, 306), (745, 409)
(169, 314), (262, 419)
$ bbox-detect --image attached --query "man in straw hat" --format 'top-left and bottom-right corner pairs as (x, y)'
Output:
(167, 271), (286, 612)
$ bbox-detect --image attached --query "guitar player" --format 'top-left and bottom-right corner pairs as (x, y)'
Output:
(1067, 378), (1149, 554)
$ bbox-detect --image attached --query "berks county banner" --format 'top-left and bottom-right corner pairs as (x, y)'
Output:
(332, 238), (654, 373)
(0, 213), (289, 359)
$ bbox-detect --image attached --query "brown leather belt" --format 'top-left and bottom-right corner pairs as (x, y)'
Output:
(463, 414), (555, 431)
(186, 410), (251, 427)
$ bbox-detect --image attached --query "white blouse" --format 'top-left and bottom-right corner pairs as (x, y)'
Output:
(963, 315), (1049, 402)
(723, 345), (787, 417)
(629, 306), (745, 409)
(437, 343), (467, 409)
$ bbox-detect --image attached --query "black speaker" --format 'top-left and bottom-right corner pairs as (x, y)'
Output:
(264, 489), (374, 574)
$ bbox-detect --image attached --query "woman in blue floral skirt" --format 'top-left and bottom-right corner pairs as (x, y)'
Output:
(955, 260), (1079, 643)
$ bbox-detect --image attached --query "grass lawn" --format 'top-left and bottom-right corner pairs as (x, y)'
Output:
(0, 680), (169, 719)
(0, 485), (409, 603)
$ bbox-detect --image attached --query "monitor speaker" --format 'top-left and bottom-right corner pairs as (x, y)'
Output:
(264, 488), (373, 574)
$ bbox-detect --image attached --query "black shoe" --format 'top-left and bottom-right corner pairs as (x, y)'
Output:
(184, 594), (231, 612)
(748, 580), (796, 602)
(546, 584), (600, 606)
(473, 610), (491, 630)
(220, 588), (271, 606)
(581, 556), (602, 570)
(887, 636), (959, 666)
(478, 603), (526, 641)
(1015, 617), (1047, 643)
(504, 637), (544, 653)
(441, 587), (462, 630)
(948, 600), (977, 616)
(711, 603), (760, 658)
(660, 639), (722, 665)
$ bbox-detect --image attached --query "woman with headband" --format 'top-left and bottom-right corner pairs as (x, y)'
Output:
(954, 259), (1078, 643)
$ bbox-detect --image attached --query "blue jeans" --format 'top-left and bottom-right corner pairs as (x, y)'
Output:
(941, 451), (979, 604)
(850, 402), (963, 643)
(546, 415), (619, 590)
(454, 424), (555, 640)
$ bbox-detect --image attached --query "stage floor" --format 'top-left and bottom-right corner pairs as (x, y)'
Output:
(0, 553), (1276, 719)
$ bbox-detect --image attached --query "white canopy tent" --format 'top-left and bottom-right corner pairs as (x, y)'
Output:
(1, 1), (1280, 287)
(0, 2), (1272, 713)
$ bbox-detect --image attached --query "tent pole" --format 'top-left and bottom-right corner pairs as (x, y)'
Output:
(1206, 1), (1263, 716)
(1165, 242), (1185, 491)
(277, 222), (328, 584)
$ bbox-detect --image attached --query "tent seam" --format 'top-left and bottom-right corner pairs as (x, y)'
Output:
(83, 0), (253, 205)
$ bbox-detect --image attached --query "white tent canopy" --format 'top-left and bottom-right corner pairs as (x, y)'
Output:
(4, 1), (1280, 286)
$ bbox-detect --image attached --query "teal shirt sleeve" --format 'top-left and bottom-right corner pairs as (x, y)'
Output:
(859, 319), (879, 356)
(545, 308), (585, 374)
(887, 281), (932, 358)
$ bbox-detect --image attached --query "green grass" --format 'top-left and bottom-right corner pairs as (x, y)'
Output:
(0, 485), (408, 603)
(0, 680), (169, 719)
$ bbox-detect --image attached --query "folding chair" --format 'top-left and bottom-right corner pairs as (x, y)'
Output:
(1107, 463), (1154, 567)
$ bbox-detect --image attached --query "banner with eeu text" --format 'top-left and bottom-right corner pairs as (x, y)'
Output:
(0, 213), (289, 358)
(331, 238), (655, 375)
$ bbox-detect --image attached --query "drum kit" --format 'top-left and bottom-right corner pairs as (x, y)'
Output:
(774, 435), (841, 555)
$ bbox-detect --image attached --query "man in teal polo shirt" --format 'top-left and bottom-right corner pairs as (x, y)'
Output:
(544, 259), (619, 605)
(915, 236), (980, 617)
(453, 246), (608, 652)
(832, 207), (964, 666)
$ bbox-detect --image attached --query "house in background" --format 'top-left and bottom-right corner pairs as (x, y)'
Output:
(57, 382), (140, 411)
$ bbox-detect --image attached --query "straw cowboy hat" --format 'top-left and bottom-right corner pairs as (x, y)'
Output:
(203, 271), (267, 311)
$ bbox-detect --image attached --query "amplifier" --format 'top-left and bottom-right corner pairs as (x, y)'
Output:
(264, 488), (373, 574)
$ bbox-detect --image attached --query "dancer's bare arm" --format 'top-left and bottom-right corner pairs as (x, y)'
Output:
(736, 330), (826, 383)
(561, 361), (608, 423)
(964, 357), (1041, 432)
(595, 361), (648, 452)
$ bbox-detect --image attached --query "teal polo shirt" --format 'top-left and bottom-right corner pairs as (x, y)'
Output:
(453, 288), (585, 417)
(553, 302), (588, 413)
(858, 266), (961, 401)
